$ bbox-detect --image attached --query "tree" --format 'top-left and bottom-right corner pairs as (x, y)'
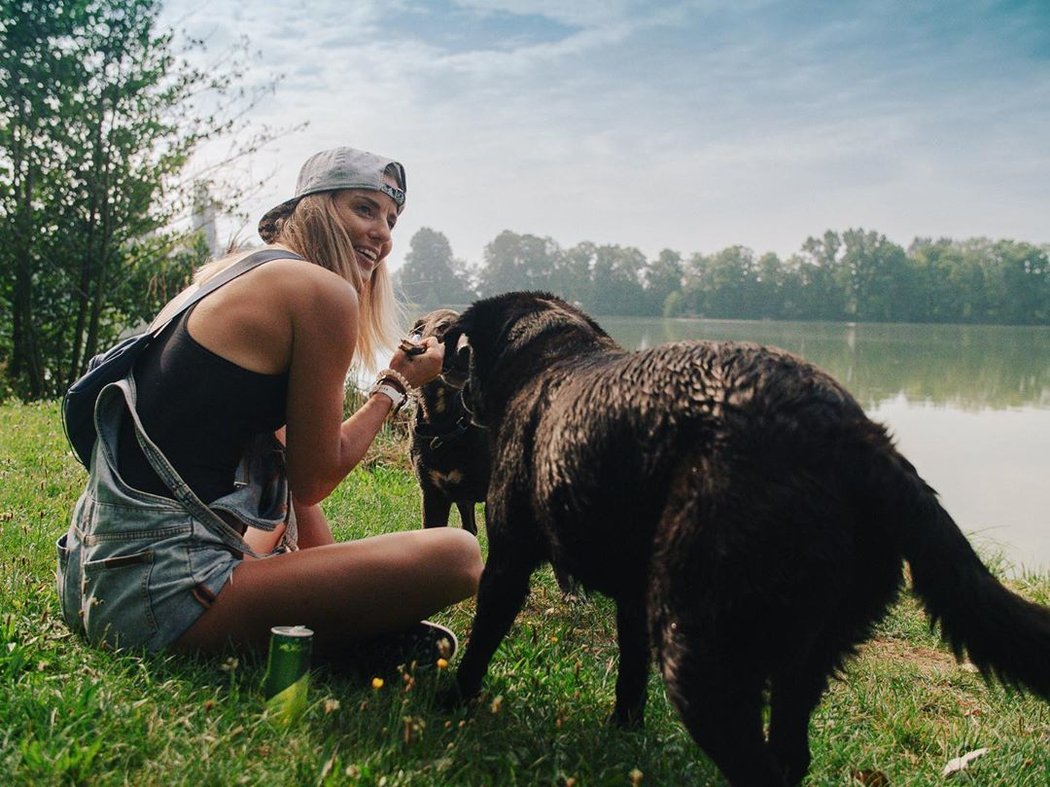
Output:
(679, 252), (710, 316)
(643, 249), (683, 316)
(0, 1), (79, 397)
(754, 252), (786, 319)
(838, 229), (913, 322)
(0, 0), (285, 398)
(982, 239), (1049, 325)
(910, 238), (974, 323)
(478, 230), (563, 298)
(553, 241), (595, 305)
(690, 246), (763, 318)
(797, 231), (847, 319)
(396, 227), (474, 309)
(588, 245), (646, 315)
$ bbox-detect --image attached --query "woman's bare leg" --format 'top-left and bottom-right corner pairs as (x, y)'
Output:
(172, 527), (482, 655)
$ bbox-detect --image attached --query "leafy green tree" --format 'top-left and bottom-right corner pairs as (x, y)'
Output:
(1, 0), (281, 398)
(798, 231), (848, 319)
(754, 252), (786, 319)
(554, 240), (596, 304)
(688, 246), (769, 318)
(588, 245), (646, 315)
(478, 230), (563, 298)
(950, 240), (996, 322)
(0, 0), (79, 396)
(838, 229), (913, 322)
(396, 227), (474, 310)
(910, 238), (972, 322)
(554, 241), (596, 305)
(982, 240), (1049, 325)
(777, 256), (808, 320)
(678, 252), (707, 316)
(643, 249), (684, 316)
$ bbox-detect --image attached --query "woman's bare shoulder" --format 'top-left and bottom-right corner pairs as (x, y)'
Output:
(187, 256), (358, 374)
(249, 257), (359, 311)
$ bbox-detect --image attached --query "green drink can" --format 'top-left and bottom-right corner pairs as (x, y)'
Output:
(262, 625), (313, 723)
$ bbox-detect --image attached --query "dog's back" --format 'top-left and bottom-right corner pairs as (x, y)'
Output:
(517, 341), (870, 592)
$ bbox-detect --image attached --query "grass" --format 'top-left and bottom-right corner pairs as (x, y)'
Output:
(0, 400), (1047, 786)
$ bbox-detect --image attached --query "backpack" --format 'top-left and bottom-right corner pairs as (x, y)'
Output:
(62, 248), (304, 468)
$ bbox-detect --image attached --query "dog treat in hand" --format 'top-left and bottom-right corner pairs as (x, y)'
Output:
(399, 337), (427, 355)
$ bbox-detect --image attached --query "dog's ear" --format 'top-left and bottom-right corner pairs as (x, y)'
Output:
(455, 332), (471, 366)
(447, 332), (483, 422)
(439, 314), (474, 394)
(440, 325), (466, 372)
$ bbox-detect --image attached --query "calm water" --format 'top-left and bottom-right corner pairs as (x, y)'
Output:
(597, 316), (1050, 576)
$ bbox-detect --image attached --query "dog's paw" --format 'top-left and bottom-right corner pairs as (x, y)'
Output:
(436, 686), (464, 712)
(606, 707), (645, 730)
(554, 570), (582, 599)
(436, 680), (480, 712)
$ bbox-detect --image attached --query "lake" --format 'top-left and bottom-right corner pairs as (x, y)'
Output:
(596, 316), (1050, 576)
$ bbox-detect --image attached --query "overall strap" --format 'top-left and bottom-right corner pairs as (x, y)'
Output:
(148, 248), (304, 337)
(98, 378), (271, 559)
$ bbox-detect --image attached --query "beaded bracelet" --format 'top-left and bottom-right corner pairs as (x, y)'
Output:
(377, 367), (413, 393)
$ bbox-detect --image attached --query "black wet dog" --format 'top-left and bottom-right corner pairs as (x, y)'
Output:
(440, 291), (1050, 787)
(409, 309), (488, 535)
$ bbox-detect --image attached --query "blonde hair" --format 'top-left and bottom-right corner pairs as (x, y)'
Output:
(191, 192), (403, 371)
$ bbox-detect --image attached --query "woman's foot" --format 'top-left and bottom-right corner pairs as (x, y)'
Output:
(318, 620), (458, 680)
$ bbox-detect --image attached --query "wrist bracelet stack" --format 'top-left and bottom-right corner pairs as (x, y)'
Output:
(378, 367), (413, 394)
(368, 368), (413, 415)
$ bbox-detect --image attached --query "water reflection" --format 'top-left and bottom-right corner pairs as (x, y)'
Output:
(597, 316), (1050, 574)
(600, 317), (1050, 411)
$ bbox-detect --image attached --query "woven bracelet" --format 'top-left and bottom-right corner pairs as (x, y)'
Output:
(377, 367), (413, 393)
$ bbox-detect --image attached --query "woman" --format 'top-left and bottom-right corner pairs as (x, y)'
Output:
(57, 147), (483, 665)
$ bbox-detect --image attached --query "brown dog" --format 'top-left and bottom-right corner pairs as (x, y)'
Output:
(440, 291), (1050, 787)
(408, 309), (488, 535)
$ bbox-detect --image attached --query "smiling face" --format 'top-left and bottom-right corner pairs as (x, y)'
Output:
(332, 178), (400, 279)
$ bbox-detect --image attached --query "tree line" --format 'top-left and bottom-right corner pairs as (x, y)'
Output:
(397, 227), (1050, 325)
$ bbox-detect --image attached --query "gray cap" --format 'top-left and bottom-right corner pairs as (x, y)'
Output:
(258, 146), (407, 242)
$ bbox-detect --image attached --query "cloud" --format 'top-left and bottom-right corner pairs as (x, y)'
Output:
(159, 0), (1050, 265)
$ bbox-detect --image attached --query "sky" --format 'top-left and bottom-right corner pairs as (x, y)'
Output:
(158, 0), (1050, 272)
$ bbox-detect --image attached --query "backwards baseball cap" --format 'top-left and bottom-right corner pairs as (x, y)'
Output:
(258, 146), (407, 242)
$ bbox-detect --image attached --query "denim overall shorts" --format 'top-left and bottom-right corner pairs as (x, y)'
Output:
(56, 375), (297, 652)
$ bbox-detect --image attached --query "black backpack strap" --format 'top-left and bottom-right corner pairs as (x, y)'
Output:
(148, 248), (304, 336)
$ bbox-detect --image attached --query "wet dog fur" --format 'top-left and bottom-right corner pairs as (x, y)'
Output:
(409, 309), (488, 535)
(439, 291), (1050, 786)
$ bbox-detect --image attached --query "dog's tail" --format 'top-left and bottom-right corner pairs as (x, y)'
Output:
(865, 427), (1050, 700)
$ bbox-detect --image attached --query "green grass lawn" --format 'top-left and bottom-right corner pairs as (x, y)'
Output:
(1, 400), (1047, 786)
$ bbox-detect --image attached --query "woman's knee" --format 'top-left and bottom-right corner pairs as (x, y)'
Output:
(436, 528), (483, 596)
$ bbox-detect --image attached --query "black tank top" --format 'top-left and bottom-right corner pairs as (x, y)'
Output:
(117, 304), (289, 503)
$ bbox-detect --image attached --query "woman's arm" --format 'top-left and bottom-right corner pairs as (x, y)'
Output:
(282, 267), (373, 504)
(293, 500), (336, 548)
(280, 264), (442, 505)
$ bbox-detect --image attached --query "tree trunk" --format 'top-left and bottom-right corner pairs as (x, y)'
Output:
(9, 117), (44, 398)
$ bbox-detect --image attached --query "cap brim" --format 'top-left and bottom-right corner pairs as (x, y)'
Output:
(258, 197), (301, 243)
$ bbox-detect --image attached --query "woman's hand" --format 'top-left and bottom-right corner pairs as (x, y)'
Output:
(388, 336), (444, 388)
